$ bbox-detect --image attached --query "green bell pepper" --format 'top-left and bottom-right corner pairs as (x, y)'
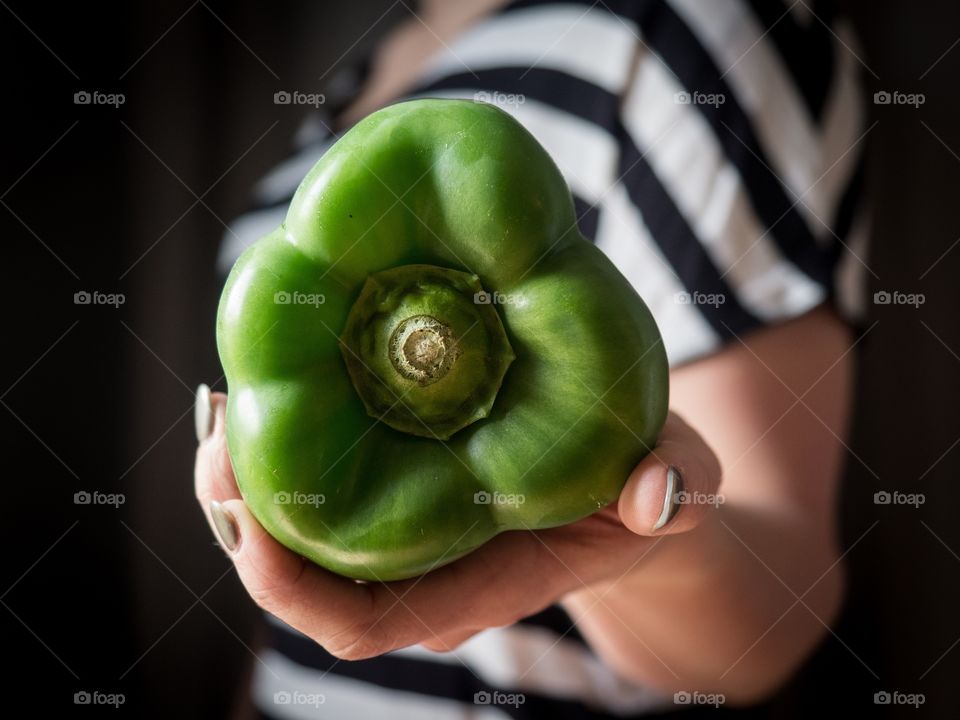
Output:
(217, 98), (668, 581)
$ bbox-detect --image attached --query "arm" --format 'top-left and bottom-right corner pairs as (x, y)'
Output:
(563, 304), (852, 704)
(194, 305), (851, 707)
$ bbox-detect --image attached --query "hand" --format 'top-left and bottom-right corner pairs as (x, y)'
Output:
(194, 385), (721, 659)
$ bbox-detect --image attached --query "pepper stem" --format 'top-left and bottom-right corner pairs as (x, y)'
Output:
(339, 264), (515, 440)
(389, 315), (460, 386)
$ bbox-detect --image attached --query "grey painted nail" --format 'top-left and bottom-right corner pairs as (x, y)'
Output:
(195, 383), (213, 443)
(652, 466), (684, 531)
(210, 500), (240, 553)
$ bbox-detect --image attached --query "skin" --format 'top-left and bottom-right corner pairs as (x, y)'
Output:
(196, 305), (850, 704)
(197, 1), (851, 704)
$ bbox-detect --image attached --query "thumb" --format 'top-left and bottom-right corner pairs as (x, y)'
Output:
(618, 413), (722, 536)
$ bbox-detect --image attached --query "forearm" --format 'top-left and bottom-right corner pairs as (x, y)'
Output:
(562, 501), (845, 705)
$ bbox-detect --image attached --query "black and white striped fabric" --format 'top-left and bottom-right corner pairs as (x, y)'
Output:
(218, 1), (869, 717)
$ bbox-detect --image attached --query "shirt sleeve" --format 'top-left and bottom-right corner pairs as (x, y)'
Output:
(604, 0), (870, 366)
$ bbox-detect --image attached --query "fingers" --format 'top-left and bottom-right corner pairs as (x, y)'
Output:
(211, 494), (539, 660)
(212, 498), (388, 657)
(212, 494), (404, 660)
(216, 492), (549, 660)
(356, 531), (571, 657)
(618, 412), (723, 537)
(190, 384), (482, 659)
(194, 386), (241, 539)
(420, 628), (481, 653)
(208, 502), (625, 661)
(190, 384), (453, 660)
(190, 390), (721, 662)
(309, 531), (563, 659)
(192, 387), (387, 659)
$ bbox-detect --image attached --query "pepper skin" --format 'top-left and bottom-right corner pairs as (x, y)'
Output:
(217, 99), (668, 581)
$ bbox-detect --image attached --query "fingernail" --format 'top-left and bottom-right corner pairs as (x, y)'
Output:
(195, 383), (213, 443)
(210, 500), (241, 553)
(652, 466), (684, 531)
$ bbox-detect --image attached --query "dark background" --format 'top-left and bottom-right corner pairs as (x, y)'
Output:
(2, 1), (958, 717)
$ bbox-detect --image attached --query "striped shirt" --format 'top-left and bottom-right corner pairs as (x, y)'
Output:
(218, 1), (869, 717)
